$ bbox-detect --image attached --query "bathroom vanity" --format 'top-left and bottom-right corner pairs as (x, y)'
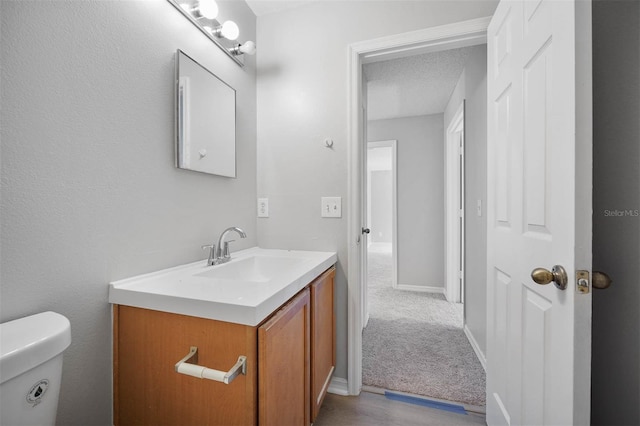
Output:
(109, 248), (336, 426)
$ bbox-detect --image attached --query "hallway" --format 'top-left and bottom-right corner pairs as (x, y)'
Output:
(362, 244), (485, 407)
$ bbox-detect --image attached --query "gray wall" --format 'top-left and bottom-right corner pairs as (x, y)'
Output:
(368, 115), (445, 288)
(592, 1), (640, 424)
(256, 0), (498, 380)
(443, 45), (488, 356)
(370, 170), (393, 244)
(0, 2), (256, 424)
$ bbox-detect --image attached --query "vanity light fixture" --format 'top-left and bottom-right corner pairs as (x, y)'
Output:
(197, 0), (218, 19)
(168, 0), (256, 66)
(229, 41), (257, 56)
(211, 21), (240, 41)
(181, 0), (218, 19)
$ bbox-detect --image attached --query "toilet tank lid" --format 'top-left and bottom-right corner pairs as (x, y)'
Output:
(0, 311), (71, 384)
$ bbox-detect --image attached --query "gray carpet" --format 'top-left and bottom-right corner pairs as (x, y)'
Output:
(363, 250), (486, 406)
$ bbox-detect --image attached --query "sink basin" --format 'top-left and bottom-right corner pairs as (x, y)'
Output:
(195, 256), (306, 283)
(108, 247), (337, 326)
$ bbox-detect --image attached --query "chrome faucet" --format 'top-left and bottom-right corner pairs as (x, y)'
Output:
(217, 227), (247, 263)
(202, 227), (247, 266)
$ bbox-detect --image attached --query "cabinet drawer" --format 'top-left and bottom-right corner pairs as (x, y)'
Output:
(114, 306), (258, 426)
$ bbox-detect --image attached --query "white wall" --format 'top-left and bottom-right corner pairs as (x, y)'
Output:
(368, 115), (445, 288)
(444, 45), (488, 356)
(256, 0), (498, 380)
(0, 2), (256, 424)
(591, 1), (640, 424)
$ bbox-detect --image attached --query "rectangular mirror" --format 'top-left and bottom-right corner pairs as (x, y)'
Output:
(176, 49), (236, 177)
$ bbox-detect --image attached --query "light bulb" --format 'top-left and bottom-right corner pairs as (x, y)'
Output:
(198, 0), (218, 19)
(220, 21), (239, 40)
(239, 41), (256, 55)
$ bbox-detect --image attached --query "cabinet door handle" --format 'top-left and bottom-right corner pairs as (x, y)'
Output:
(175, 346), (247, 384)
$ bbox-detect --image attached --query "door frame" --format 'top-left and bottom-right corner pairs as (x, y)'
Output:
(445, 102), (465, 304)
(347, 16), (491, 396)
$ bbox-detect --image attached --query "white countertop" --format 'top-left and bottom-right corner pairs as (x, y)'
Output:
(108, 247), (337, 326)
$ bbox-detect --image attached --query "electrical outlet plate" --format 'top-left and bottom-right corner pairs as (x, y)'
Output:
(257, 198), (269, 217)
(321, 197), (342, 218)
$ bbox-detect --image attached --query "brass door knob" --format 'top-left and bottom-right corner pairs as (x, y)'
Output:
(592, 271), (612, 289)
(531, 265), (568, 290)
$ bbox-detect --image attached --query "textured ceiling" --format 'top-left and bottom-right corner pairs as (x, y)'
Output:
(244, 0), (318, 16)
(364, 46), (481, 121)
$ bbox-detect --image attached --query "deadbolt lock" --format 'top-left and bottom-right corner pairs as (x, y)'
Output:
(575, 270), (612, 293)
(576, 270), (590, 294)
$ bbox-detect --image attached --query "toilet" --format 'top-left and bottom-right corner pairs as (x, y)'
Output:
(0, 311), (71, 426)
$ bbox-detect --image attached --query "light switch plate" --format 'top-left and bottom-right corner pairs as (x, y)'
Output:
(321, 197), (342, 218)
(258, 198), (269, 217)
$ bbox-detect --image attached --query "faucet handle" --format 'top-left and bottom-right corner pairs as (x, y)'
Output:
(201, 244), (217, 266)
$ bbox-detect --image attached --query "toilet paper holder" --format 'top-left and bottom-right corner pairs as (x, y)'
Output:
(175, 346), (247, 384)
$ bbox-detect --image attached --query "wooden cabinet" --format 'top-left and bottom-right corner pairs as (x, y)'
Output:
(113, 266), (335, 426)
(310, 267), (336, 422)
(113, 306), (258, 425)
(259, 288), (310, 426)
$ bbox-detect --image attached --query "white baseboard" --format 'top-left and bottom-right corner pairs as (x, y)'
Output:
(396, 284), (445, 294)
(327, 377), (349, 396)
(463, 324), (487, 371)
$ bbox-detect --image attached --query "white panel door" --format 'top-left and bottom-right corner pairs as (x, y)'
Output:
(486, 0), (592, 425)
(361, 83), (370, 328)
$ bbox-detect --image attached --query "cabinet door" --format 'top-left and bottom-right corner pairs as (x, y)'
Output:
(258, 288), (310, 426)
(310, 267), (336, 421)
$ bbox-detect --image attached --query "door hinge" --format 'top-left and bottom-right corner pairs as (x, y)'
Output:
(576, 270), (590, 294)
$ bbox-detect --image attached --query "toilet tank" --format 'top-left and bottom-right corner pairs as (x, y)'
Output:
(0, 312), (71, 426)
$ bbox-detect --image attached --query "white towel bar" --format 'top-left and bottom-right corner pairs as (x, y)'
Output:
(175, 346), (246, 385)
